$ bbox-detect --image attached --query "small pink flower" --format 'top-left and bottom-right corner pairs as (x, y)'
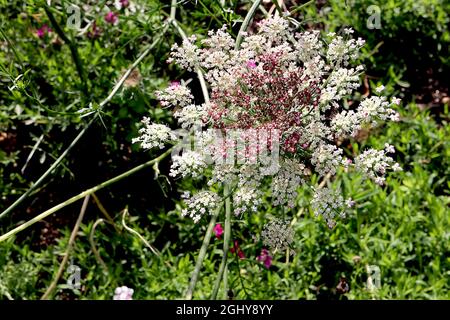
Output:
(257, 249), (272, 268)
(120, 0), (130, 8)
(213, 223), (223, 239)
(36, 24), (51, 38)
(105, 11), (118, 24)
(169, 81), (181, 88)
(246, 60), (257, 69)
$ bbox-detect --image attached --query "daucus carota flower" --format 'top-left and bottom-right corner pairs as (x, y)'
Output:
(354, 145), (402, 185)
(170, 150), (207, 178)
(155, 81), (193, 108)
(132, 117), (176, 150)
(246, 60), (256, 68)
(311, 186), (349, 229)
(132, 16), (401, 229)
(181, 191), (220, 223)
(261, 219), (294, 253)
(113, 286), (134, 300)
(233, 185), (262, 216)
(375, 85), (385, 93)
(257, 248), (273, 268)
(391, 96), (401, 105)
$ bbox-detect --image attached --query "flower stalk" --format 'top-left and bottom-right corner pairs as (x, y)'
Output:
(185, 206), (221, 299)
(210, 183), (232, 300)
(0, 148), (173, 243)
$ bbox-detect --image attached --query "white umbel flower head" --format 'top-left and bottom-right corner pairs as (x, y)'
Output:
(170, 150), (207, 178)
(354, 146), (402, 185)
(113, 286), (134, 300)
(311, 186), (348, 229)
(182, 191), (220, 223)
(261, 218), (294, 253)
(132, 117), (176, 150)
(233, 186), (262, 216)
(155, 81), (193, 108)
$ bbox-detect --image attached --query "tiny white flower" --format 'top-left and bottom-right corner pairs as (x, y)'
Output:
(384, 143), (395, 154)
(391, 97), (401, 105)
(345, 198), (355, 208)
(375, 85), (385, 93)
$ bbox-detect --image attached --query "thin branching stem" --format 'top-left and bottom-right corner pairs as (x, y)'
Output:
(89, 218), (109, 273)
(0, 26), (169, 220)
(235, 0), (263, 50)
(41, 195), (90, 300)
(122, 207), (160, 256)
(0, 148), (173, 243)
(0, 117), (95, 220)
(185, 206), (221, 300)
(44, 5), (88, 95)
(210, 183), (231, 300)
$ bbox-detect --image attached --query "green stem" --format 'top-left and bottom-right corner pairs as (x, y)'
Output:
(41, 195), (90, 300)
(289, 0), (315, 14)
(185, 206), (221, 300)
(235, 0), (263, 50)
(222, 262), (229, 299)
(0, 148), (172, 243)
(169, 19), (210, 104)
(235, 248), (250, 298)
(210, 183), (231, 300)
(0, 117), (95, 220)
(0, 27), (168, 220)
(44, 5), (87, 95)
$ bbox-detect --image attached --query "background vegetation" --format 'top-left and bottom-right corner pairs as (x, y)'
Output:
(0, 0), (448, 300)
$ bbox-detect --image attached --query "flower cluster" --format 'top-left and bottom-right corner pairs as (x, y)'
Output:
(311, 187), (351, 229)
(354, 144), (402, 185)
(113, 286), (134, 300)
(155, 81), (193, 108)
(132, 16), (401, 227)
(169, 150), (207, 178)
(261, 219), (294, 253)
(132, 117), (176, 149)
(181, 191), (220, 223)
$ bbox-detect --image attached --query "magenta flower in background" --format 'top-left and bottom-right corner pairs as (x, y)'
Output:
(213, 223), (223, 239)
(257, 249), (272, 268)
(87, 21), (101, 39)
(36, 24), (51, 38)
(230, 240), (245, 259)
(120, 0), (130, 8)
(105, 11), (118, 24)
